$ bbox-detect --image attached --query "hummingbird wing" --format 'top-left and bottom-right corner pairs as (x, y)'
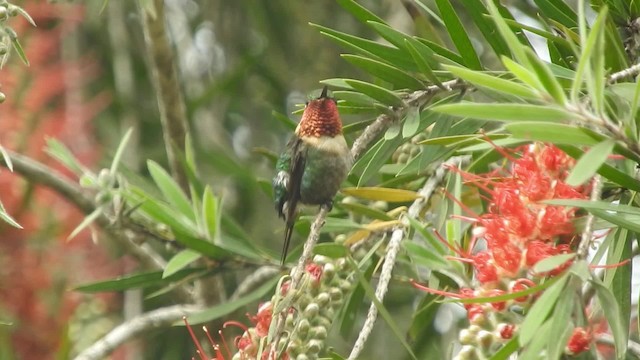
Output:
(273, 136), (306, 264)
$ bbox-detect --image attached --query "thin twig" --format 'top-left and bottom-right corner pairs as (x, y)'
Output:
(607, 62), (640, 83)
(348, 156), (468, 360)
(230, 265), (281, 301)
(138, 0), (191, 193)
(73, 304), (202, 360)
(577, 175), (602, 259)
(2, 150), (167, 269)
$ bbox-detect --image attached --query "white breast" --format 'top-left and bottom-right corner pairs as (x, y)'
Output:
(301, 135), (349, 155)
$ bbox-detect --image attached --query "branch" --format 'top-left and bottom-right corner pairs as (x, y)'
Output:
(348, 156), (469, 360)
(0, 150), (198, 303)
(595, 333), (640, 357)
(138, 0), (191, 192)
(577, 175), (601, 259)
(73, 304), (202, 360)
(607, 62), (640, 83)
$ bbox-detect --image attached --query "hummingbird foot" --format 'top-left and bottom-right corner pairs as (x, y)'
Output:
(322, 200), (334, 212)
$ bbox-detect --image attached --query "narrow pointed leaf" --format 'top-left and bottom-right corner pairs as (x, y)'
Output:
(524, 48), (567, 104)
(519, 274), (568, 345)
(505, 122), (599, 145)
(341, 55), (425, 89)
(67, 207), (102, 240)
(0, 201), (21, 229)
(110, 128), (134, 173)
(184, 276), (280, 325)
(163, 249), (201, 278)
(341, 187), (421, 202)
(404, 39), (442, 86)
(435, 0), (482, 70)
(435, 103), (577, 123)
(336, 0), (386, 25)
(402, 107), (421, 138)
(344, 79), (404, 107)
(444, 65), (539, 100)
(147, 160), (194, 220)
(592, 278), (628, 359)
(566, 139), (615, 186)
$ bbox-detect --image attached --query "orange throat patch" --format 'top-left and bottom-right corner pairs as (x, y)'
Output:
(296, 98), (342, 138)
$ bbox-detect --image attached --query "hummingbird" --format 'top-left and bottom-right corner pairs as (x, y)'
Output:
(273, 86), (353, 264)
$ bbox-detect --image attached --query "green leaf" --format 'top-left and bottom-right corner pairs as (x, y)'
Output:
(461, 0), (511, 58)
(311, 24), (416, 72)
(558, 145), (640, 191)
(298, 216), (364, 233)
(485, 1), (529, 65)
(402, 106), (421, 138)
(336, 0), (386, 25)
(67, 207), (102, 240)
(339, 202), (393, 221)
(505, 122), (599, 146)
(532, 253), (575, 273)
(12, 5), (36, 27)
(592, 277), (628, 359)
(147, 160), (194, 221)
(435, 0), (482, 70)
(444, 65), (539, 100)
(45, 138), (88, 175)
(488, 337), (519, 360)
(126, 187), (196, 236)
(183, 275), (280, 325)
(0, 201), (21, 229)
(546, 288), (574, 360)
(313, 243), (349, 258)
(0, 145), (13, 172)
(404, 39), (442, 87)
(341, 55), (425, 89)
(404, 242), (449, 269)
(524, 48), (567, 105)
(110, 128), (134, 174)
(163, 249), (201, 278)
(202, 186), (219, 241)
(566, 139), (615, 186)
(606, 227), (631, 346)
(502, 56), (543, 91)
(590, 208), (640, 233)
(7, 31), (29, 66)
(519, 274), (568, 345)
(434, 103), (577, 123)
(341, 187), (421, 202)
(173, 228), (230, 260)
(533, 0), (578, 28)
(343, 79), (404, 107)
(73, 268), (202, 292)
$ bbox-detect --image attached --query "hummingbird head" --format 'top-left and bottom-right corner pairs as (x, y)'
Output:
(296, 86), (343, 138)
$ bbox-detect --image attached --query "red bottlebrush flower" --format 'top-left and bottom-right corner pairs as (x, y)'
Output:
(497, 323), (515, 340)
(510, 278), (535, 302)
(484, 289), (507, 311)
(472, 252), (499, 284)
(305, 263), (323, 284)
(566, 327), (592, 355)
(249, 302), (273, 338)
(490, 241), (523, 277)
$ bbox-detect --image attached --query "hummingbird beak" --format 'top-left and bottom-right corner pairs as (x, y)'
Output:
(320, 85), (329, 99)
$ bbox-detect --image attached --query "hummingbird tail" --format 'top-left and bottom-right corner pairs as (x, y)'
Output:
(281, 222), (294, 265)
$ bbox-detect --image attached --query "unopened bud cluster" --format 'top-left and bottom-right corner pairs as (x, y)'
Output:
(0, 1), (35, 102)
(282, 255), (354, 359)
(230, 255), (355, 360)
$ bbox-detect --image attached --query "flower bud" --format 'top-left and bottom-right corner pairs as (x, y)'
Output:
(306, 339), (323, 354)
(0, 7), (7, 20)
(455, 345), (479, 360)
(303, 303), (320, 319)
(476, 330), (494, 349)
(0, 91), (5, 103)
(459, 329), (475, 345)
(311, 325), (328, 340)
(296, 318), (310, 339)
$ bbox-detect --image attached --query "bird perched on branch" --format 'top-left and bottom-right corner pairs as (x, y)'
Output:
(273, 86), (352, 264)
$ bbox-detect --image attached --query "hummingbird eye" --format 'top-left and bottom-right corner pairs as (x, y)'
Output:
(305, 101), (309, 106)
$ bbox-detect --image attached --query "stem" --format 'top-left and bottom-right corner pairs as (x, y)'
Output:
(73, 305), (203, 360)
(577, 175), (602, 259)
(138, 0), (191, 193)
